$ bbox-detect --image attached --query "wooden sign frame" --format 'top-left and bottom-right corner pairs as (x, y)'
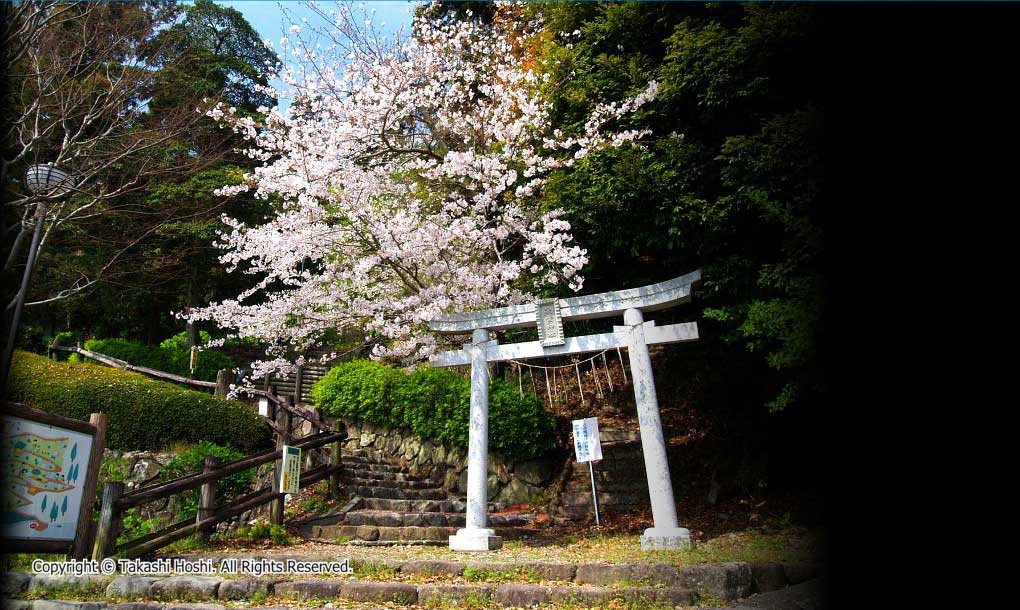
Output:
(1, 401), (107, 557)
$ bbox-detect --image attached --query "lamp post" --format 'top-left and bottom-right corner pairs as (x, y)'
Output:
(0, 163), (74, 391)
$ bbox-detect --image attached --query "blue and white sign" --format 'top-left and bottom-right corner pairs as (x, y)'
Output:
(571, 417), (602, 463)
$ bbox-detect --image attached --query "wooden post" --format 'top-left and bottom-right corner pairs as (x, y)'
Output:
(72, 412), (108, 559)
(91, 481), (124, 560)
(270, 406), (287, 526)
(214, 369), (231, 398)
(282, 396), (294, 442)
(329, 418), (341, 500)
(294, 365), (303, 404)
(197, 456), (221, 541)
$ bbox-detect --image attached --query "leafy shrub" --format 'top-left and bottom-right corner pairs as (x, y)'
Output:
(160, 441), (255, 521)
(159, 330), (213, 351)
(84, 334), (235, 382)
(6, 351), (270, 452)
(313, 360), (555, 460)
(119, 509), (168, 544)
(52, 330), (81, 347)
(218, 520), (291, 545)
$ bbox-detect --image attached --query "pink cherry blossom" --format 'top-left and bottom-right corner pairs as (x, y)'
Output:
(189, 1), (658, 382)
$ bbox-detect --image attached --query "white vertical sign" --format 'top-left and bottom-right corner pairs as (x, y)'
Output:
(279, 445), (301, 494)
(572, 417), (603, 463)
(571, 417), (603, 525)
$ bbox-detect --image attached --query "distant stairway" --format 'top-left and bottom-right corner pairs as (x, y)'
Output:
(264, 363), (328, 406)
(555, 427), (651, 518)
(297, 448), (538, 545)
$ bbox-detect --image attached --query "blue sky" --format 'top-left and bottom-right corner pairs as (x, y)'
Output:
(218, 1), (418, 112)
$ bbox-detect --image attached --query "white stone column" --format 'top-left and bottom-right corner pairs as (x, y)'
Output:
(620, 308), (693, 550)
(449, 328), (503, 551)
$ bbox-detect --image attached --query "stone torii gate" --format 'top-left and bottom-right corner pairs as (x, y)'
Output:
(428, 270), (702, 551)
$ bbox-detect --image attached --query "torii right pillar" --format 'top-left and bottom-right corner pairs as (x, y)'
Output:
(616, 307), (693, 550)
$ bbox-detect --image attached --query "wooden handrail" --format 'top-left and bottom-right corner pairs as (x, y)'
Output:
(118, 431), (345, 508)
(119, 462), (342, 558)
(49, 345), (217, 389)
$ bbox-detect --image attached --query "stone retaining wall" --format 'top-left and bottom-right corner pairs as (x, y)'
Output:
(340, 420), (556, 505)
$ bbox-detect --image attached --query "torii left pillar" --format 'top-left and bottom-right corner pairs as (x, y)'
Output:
(449, 328), (503, 551)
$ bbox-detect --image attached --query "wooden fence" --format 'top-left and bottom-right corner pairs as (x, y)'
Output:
(50, 343), (329, 407)
(45, 342), (351, 558)
(48, 344), (221, 391)
(93, 429), (344, 559)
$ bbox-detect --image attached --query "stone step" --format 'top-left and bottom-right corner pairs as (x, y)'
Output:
(313, 523), (455, 542)
(345, 449), (390, 462)
(572, 451), (645, 466)
(302, 523), (542, 544)
(565, 478), (649, 493)
(342, 510), (465, 528)
(558, 491), (647, 508)
(342, 458), (403, 473)
(566, 467), (649, 485)
(340, 475), (438, 490)
(340, 468), (416, 482)
(557, 502), (649, 517)
(360, 497), (466, 512)
(597, 429), (641, 443)
(334, 510), (536, 528)
(347, 485), (446, 500)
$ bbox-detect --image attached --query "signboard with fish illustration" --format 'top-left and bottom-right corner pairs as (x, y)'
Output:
(1, 402), (107, 555)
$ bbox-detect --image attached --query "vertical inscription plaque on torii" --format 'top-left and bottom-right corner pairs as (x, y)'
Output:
(535, 298), (565, 347)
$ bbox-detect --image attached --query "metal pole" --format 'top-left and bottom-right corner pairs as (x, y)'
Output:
(589, 461), (600, 526)
(0, 200), (47, 391)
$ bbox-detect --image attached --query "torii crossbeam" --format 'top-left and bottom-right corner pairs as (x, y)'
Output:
(428, 270), (702, 551)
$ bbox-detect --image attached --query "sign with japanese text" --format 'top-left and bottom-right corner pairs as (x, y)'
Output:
(279, 446), (301, 494)
(571, 417), (602, 463)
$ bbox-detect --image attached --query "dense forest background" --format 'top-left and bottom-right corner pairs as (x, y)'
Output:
(2, 2), (830, 513)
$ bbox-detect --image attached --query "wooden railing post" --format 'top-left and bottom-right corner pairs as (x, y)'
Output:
(282, 396), (294, 441)
(197, 456), (221, 541)
(214, 369), (231, 398)
(270, 405), (287, 526)
(329, 418), (341, 500)
(92, 481), (124, 560)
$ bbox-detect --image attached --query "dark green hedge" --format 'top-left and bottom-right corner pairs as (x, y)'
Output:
(83, 332), (234, 383)
(312, 360), (556, 460)
(6, 351), (270, 452)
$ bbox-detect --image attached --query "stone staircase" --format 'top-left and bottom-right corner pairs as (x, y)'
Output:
(297, 448), (538, 545)
(556, 427), (652, 518)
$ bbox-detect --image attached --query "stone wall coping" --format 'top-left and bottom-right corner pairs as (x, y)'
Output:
(3, 559), (821, 605)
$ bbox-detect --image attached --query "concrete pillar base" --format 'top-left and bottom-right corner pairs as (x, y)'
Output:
(640, 527), (694, 551)
(449, 528), (503, 551)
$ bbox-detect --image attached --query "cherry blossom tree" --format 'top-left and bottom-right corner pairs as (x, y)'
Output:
(189, 1), (659, 377)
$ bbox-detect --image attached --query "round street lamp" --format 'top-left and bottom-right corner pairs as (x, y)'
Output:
(24, 163), (74, 196)
(1, 163), (75, 391)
